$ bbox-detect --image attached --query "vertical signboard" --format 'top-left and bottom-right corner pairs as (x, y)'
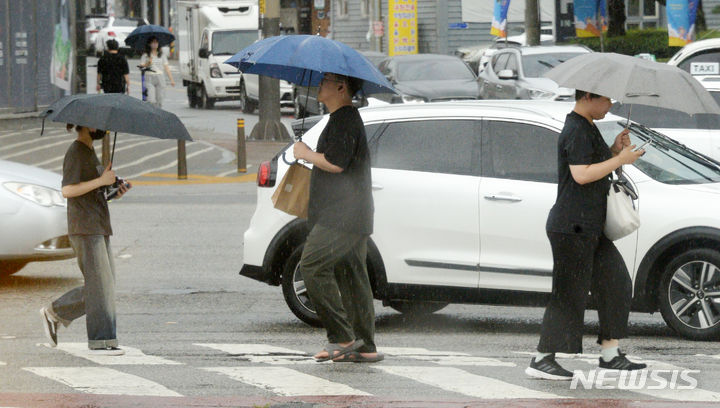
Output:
(51, 0), (72, 92)
(667, 0), (698, 46)
(388, 0), (417, 56)
(491, 0), (511, 38)
(573, 0), (607, 37)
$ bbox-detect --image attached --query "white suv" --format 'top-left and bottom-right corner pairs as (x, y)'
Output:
(240, 100), (720, 340)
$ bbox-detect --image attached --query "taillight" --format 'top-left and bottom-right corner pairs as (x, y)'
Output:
(90, 29), (99, 34)
(108, 31), (116, 37)
(258, 161), (271, 187)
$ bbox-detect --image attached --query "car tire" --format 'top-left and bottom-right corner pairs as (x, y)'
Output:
(281, 244), (322, 327)
(0, 261), (27, 277)
(658, 248), (720, 340)
(200, 85), (215, 109)
(239, 81), (256, 114)
(387, 300), (449, 315)
(187, 84), (198, 108)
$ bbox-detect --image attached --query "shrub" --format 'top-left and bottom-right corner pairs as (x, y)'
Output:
(562, 29), (682, 59)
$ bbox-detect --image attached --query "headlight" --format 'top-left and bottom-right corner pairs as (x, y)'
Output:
(210, 63), (222, 78)
(3, 182), (66, 207)
(527, 88), (554, 100)
(401, 95), (427, 103)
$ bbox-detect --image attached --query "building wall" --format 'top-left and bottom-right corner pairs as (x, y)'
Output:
(332, 1), (373, 50)
(704, 0), (720, 31)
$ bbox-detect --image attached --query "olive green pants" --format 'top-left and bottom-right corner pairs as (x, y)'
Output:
(300, 224), (376, 353)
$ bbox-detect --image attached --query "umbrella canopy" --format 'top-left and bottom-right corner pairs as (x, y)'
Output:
(224, 35), (396, 95)
(544, 52), (720, 115)
(125, 24), (175, 51)
(42, 93), (191, 141)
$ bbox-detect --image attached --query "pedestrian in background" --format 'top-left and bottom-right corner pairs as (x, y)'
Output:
(96, 39), (130, 95)
(525, 90), (647, 380)
(139, 36), (175, 108)
(293, 73), (383, 363)
(40, 124), (131, 355)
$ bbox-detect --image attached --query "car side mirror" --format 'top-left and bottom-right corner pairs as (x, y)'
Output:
(199, 48), (209, 59)
(498, 69), (518, 80)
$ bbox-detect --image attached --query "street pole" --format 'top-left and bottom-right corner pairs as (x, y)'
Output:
(249, 0), (291, 141)
(237, 118), (247, 173)
(372, 0), (381, 52)
(141, 0), (148, 21)
(525, 0), (540, 46)
(68, 0), (87, 95)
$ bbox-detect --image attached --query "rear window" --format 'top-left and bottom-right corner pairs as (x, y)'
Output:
(113, 18), (142, 27)
(397, 59), (476, 81)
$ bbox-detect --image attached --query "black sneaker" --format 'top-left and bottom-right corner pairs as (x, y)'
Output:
(39, 307), (58, 347)
(599, 351), (647, 371)
(525, 355), (574, 381)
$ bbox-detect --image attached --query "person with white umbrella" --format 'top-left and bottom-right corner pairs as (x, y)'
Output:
(525, 89), (647, 380)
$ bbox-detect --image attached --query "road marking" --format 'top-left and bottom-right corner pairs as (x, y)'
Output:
(0, 127), (45, 140)
(216, 166), (253, 177)
(195, 343), (315, 365)
(37, 138), (159, 168)
(24, 367), (182, 396)
(132, 172), (256, 185)
(0, 131), (68, 152)
(375, 366), (562, 399)
(0, 361), (6, 365)
(0, 138), (73, 160)
(123, 146), (215, 179)
(50, 342), (182, 365)
(380, 347), (515, 367)
(203, 367), (371, 396)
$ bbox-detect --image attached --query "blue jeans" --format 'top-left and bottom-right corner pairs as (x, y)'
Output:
(48, 235), (117, 349)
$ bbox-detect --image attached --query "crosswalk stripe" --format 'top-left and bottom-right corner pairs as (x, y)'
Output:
(0, 127), (44, 140)
(51, 343), (182, 365)
(36, 138), (157, 168)
(0, 131), (68, 152)
(195, 343), (315, 365)
(0, 138), (72, 160)
(23, 367), (183, 396)
(0, 361), (6, 365)
(380, 347), (515, 367)
(375, 366), (563, 399)
(203, 366), (371, 396)
(123, 146), (215, 179)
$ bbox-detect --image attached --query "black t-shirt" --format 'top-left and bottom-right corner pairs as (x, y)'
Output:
(97, 53), (129, 93)
(308, 105), (374, 235)
(546, 111), (612, 235)
(62, 141), (113, 236)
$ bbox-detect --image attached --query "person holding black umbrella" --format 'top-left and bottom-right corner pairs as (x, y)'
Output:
(139, 36), (175, 108)
(293, 73), (382, 363)
(40, 124), (131, 355)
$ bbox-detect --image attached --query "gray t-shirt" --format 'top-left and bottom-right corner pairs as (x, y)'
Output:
(62, 141), (112, 236)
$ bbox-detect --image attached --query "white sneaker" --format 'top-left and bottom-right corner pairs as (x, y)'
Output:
(89, 347), (125, 356)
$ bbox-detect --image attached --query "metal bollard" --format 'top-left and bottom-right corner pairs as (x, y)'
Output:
(237, 118), (247, 173)
(178, 140), (188, 180)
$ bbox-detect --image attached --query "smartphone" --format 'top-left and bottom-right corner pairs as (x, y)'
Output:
(633, 140), (652, 151)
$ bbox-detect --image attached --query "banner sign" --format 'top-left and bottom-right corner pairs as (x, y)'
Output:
(388, 0), (417, 56)
(491, 0), (511, 38)
(573, 0), (607, 38)
(667, 0), (698, 46)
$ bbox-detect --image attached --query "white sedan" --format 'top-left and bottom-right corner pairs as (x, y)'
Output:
(94, 16), (148, 56)
(240, 100), (720, 341)
(0, 160), (74, 277)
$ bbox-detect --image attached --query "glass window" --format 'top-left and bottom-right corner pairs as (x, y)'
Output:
(335, 0), (349, 18)
(521, 52), (586, 78)
(597, 121), (720, 184)
(643, 0), (657, 16)
(505, 54), (519, 73)
(493, 53), (510, 74)
(396, 59), (476, 81)
(360, 0), (370, 17)
(609, 103), (720, 129)
(481, 121), (559, 183)
(678, 50), (720, 74)
(211, 30), (258, 55)
(200, 32), (209, 50)
(628, 0), (640, 16)
(373, 120), (478, 176)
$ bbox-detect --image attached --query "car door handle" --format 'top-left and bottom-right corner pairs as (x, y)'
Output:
(484, 194), (522, 202)
(372, 184), (384, 191)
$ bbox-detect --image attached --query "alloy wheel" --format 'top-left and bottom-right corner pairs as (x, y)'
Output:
(668, 260), (720, 330)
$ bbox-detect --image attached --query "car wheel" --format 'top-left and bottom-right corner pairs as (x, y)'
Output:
(293, 94), (306, 119)
(658, 248), (720, 340)
(0, 261), (27, 277)
(281, 245), (322, 327)
(187, 84), (198, 108)
(200, 85), (215, 109)
(388, 300), (448, 315)
(239, 81), (256, 114)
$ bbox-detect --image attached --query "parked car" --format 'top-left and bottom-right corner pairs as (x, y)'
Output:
(292, 50), (387, 118)
(85, 14), (109, 53)
(240, 100), (720, 340)
(374, 54), (479, 104)
(610, 76), (720, 162)
(471, 28), (555, 73)
(0, 160), (74, 277)
(478, 45), (590, 101)
(94, 16), (148, 56)
(668, 38), (720, 82)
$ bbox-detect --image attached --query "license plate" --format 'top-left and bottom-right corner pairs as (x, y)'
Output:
(690, 62), (720, 75)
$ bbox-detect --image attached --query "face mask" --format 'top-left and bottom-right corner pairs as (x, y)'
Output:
(90, 129), (107, 140)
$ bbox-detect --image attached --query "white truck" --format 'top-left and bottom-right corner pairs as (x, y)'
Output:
(177, 0), (294, 111)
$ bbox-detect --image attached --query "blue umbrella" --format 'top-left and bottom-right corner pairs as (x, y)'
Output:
(224, 35), (396, 95)
(125, 24), (175, 51)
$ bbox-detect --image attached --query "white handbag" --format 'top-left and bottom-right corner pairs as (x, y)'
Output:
(604, 168), (640, 241)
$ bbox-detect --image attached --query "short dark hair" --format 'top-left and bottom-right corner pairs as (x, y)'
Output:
(332, 73), (363, 97)
(106, 39), (119, 50)
(575, 90), (603, 101)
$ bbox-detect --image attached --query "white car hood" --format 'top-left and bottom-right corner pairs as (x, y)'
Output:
(0, 159), (62, 189)
(677, 182), (720, 196)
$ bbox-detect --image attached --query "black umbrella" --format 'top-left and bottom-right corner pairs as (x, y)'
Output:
(41, 93), (192, 164)
(125, 24), (175, 51)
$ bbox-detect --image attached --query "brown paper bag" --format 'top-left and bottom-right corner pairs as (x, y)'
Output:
(271, 163), (311, 218)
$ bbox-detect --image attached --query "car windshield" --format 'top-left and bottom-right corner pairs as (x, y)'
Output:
(397, 59), (475, 81)
(212, 30), (257, 55)
(521, 52), (585, 77)
(113, 18), (141, 27)
(597, 120), (720, 184)
(610, 103), (720, 129)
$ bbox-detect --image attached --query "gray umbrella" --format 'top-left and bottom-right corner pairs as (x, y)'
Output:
(544, 52), (720, 115)
(42, 93), (192, 164)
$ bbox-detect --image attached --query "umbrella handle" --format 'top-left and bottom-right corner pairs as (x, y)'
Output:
(281, 151), (298, 166)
